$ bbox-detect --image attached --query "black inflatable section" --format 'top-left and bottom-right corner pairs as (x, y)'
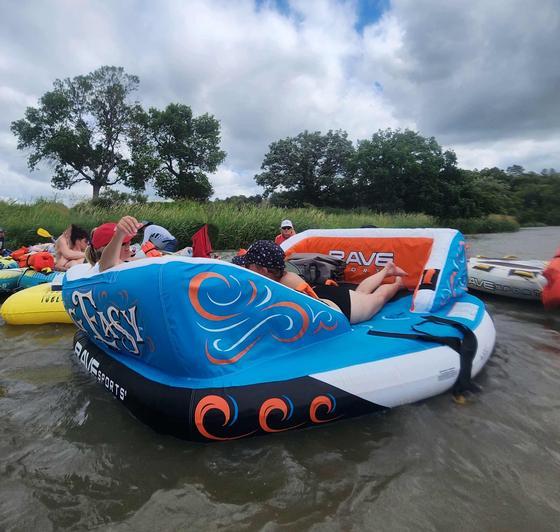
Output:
(72, 331), (385, 442)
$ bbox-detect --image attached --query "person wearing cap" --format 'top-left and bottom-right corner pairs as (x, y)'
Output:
(274, 219), (296, 245)
(239, 240), (407, 325)
(85, 216), (142, 272)
(140, 222), (177, 252)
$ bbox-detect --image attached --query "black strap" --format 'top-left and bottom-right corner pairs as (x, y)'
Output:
(367, 315), (478, 395)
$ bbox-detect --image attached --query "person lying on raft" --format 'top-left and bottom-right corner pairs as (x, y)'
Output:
(238, 240), (407, 325)
(140, 221), (178, 252)
(85, 216), (142, 272)
(55, 224), (89, 271)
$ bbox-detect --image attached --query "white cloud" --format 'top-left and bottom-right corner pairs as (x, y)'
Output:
(0, 0), (558, 204)
(454, 137), (560, 173)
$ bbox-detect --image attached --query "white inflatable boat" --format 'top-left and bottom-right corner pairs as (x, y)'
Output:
(468, 257), (547, 301)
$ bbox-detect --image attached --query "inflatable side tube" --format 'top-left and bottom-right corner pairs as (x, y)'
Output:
(72, 331), (385, 442)
(1, 282), (72, 325)
(63, 259), (351, 380)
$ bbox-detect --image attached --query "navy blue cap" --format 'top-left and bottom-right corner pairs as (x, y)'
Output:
(239, 240), (285, 270)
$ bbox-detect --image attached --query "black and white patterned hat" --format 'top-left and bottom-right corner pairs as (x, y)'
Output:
(241, 240), (285, 270)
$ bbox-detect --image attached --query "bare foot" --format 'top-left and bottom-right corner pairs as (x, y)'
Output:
(385, 262), (408, 277)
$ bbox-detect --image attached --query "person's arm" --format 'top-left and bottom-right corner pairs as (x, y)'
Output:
(56, 228), (84, 260)
(99, 216), (141, 272)
(56, 236), (85, 260)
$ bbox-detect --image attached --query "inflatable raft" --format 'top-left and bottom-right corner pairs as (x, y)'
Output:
(0, 267), (58, 294)
(1, 280), (72, 325)
(468, 257), (547, 301)
(63, 228), (495, 441)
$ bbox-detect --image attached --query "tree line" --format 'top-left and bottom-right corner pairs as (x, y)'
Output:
(11, 66), (560, 225)
(254, 130), (560, 224)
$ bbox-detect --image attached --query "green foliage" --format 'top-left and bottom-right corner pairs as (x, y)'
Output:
(352, 129), (468, 217)
(214, 195), (263, 205)
(509, 169), (560, 225)
(443, 214), (520, 234)
(126, 103), (226, 201)
(77, 189), (148, 210)
(11, 66), (140, 199)
(255, 130), (354, 207)
(0, 199), (435, 250)
(254, 127), (558, 227)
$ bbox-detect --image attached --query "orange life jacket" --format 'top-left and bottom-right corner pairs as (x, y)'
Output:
(141, 242), (163, 258)
(542, 247), (560, 309)
(11, 246), (29, 264)
(27, 251), (55, 273)
(295, 281), (320, 299)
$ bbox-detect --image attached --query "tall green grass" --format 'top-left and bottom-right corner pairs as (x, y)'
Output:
(0, 199), (518, 249)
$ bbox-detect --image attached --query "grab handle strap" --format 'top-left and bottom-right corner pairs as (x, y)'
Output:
(367, 315), (478, 395)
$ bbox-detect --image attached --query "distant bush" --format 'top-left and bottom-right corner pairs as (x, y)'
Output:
(443, 214), (520, 234)
(520, 221), (547, 228)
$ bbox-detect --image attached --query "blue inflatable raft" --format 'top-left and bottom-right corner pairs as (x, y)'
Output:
(0, 267), (58, 293)
(63, 228), (495, 441)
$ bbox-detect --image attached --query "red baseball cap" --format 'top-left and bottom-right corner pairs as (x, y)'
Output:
(91, 222), (133, 250)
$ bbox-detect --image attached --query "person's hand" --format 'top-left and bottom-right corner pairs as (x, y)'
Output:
(116, 216), (142, 239)
(385, 262), (408, 277)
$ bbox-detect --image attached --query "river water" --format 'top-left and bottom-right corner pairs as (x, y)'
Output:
(1, 227), (559, 531)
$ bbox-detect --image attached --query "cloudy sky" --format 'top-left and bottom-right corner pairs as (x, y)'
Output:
(1, 0), (559, 202)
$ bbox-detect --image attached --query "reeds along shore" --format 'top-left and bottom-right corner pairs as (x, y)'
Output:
(0, 199), (520, 250)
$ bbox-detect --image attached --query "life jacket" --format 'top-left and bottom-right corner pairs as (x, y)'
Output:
(141, 242), (163, 258)
(542, 247), (560, 309)
(10, 246), (29, 264)
(295, 281), (320, 299)
(286, 253), (346, 286)
(27, 251), (55, 273)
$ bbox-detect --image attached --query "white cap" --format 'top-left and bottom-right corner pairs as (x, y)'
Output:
(280, 219), (293, 228)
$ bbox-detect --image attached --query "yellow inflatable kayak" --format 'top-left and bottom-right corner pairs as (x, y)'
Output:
(1, 283), (72, 325)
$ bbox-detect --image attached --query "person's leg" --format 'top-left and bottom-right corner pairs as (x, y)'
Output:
(355, 262), (407, 294)
(58, 258), (85, 270)
(162, 239), (178, 253)
(349, 278), (404, 323)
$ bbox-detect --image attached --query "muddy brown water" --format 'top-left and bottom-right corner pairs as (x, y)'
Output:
(1, 228), (559, 531)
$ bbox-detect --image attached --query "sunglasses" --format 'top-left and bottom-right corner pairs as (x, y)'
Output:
(281, 226), (292, 230)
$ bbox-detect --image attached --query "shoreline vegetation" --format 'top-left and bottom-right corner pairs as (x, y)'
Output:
(0, 199), (521, 251)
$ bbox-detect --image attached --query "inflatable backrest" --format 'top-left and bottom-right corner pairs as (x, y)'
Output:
(62, 258), (351, 379)
(282, 228), (468, 313)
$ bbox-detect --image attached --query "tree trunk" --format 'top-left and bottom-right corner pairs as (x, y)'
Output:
(92, 183), (101, 199)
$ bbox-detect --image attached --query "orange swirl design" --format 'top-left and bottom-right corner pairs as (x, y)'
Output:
(189, 272), (240, 321)
(449, 271), (457, 297)
(264, 301), (309, 343)
(259, 397), (304, 432)
(194, 395), (255, 441)
(310, 395), (341, 424)
(313, 321), (338, 334)
(248, 280), (257, 304)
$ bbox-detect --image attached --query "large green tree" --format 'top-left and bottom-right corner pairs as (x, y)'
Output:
(11, 66), (140, 198)
(352, 128), (467, 216)
(126, 103), (226, 201)
(255, 130), (354, 207)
